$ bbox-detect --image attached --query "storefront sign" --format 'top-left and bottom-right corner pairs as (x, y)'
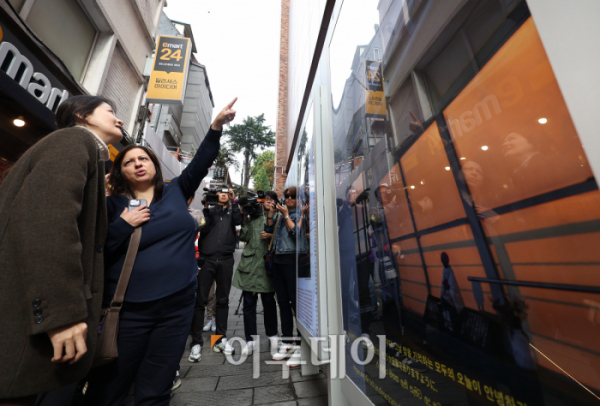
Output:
(365, 59), (386, 117)
(0, 23), (69, 113)
(146, 35), (191, 105)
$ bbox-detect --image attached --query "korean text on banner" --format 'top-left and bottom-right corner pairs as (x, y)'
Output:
(365, 60), (386, 117)
(147, 35), (191, 105)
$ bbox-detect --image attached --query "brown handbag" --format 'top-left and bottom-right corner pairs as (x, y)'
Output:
(92, 227), (142, 367)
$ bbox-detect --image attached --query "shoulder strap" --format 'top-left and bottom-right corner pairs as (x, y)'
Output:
(110, 227), (142, 308)
(267, 215), (282, 252)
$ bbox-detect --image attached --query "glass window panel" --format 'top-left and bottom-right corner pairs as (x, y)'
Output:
(395, 238), (427, 314)
(444, 18), (594, 208)
(400, 282), (427, 315)
(531, 322), (600, 393)
(388, 76), (422, 149)
(328, 0), (600, 403)
(481, 190), (600, 396)
(296, 103), (319, 337)
(401, 124), (466, 231)
(26, 0), (97, 80)
(420, 225), (491, 312)
(379, 163), (415, 239)
(482, 191), (600, 237)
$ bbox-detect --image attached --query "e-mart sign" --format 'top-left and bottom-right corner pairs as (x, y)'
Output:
(0, 24), (69, 113)
(364, 59), (386, 118)
(146, 35), (191, 105)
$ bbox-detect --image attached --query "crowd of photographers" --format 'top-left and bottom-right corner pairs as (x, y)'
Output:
(187, 186), (306, 364)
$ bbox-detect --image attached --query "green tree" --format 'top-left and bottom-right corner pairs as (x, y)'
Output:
(251, 150), (275, 190)
(253, 166), (271, 191)
(214, 147), (240, 172)
(224, 114), (275, 195)
(263, 159), (275, 187)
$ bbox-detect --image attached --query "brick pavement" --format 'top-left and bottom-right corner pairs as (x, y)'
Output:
(170, 248), (329, 405)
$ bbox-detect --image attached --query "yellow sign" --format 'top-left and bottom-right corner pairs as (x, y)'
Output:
(365, 59), (387, 117)
(107, 144), (119, 161)
(146, 35), (191, 104)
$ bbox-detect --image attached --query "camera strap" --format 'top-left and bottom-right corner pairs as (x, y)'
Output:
(267, 215), (282, 253)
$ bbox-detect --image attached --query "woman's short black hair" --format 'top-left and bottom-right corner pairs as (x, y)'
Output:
(264, 190), (278, 201)
(55, 95), (115, 129)
(109, 144), (164, 202)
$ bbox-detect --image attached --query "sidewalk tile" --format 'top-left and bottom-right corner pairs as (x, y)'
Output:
(217, 371), (289, 391)
(175, 376), (219, 392)
(297, 396), (328, 406)
(171, 388), (253, 406)
(253, 383), (295, 404)
(293, 379), (328, 398)
(290, 369), (326, 382)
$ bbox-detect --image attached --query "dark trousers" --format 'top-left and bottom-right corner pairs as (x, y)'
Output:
(242, 291), (278, 342)
(273, 262), (299, 343)
(82, 283), (195, 406)
(35, 383), (78, 406)
(191, 257), (235, 347)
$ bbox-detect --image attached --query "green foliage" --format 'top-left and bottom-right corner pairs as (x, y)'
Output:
(253, 166), (271, 191)
(262, 159), (275, 186)
(224, 114), (275, 194)
(214, 147), (240, 172)
(251, 150), (275, 190)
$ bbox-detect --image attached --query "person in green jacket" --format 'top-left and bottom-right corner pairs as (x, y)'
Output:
(233, 191), (279, 356)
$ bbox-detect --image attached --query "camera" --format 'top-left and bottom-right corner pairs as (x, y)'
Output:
(238, 190), (264, 220)
(203, 186), (229, 207)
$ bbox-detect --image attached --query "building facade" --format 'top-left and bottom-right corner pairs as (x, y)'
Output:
(1, 0), (165, 169)
(277, 0), (600, 405)
(142, 12), (215, 210)
(148, 13), (214, 154)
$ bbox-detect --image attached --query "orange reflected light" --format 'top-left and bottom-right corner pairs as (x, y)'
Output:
(538, 117), (548, 124)
(460, 157), (466, 160)
(410, 185), (415, 189)
(445, 166), (451, 171)
(481, 145), (489, 151)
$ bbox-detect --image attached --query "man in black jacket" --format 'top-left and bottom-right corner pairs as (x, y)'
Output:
(189, 187), (242, 360)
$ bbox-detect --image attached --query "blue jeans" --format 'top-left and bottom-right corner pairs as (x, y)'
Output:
(82, 283), (195, 406)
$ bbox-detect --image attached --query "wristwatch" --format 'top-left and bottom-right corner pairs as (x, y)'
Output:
(284, 215), (289, 219)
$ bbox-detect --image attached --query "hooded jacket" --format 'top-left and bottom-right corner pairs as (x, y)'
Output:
(232, 214), (275, 293)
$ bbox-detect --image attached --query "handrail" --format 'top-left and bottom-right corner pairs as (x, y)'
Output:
(467, 277), (600, 294)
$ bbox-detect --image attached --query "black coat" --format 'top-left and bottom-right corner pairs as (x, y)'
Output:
(199, 203), (242, 257)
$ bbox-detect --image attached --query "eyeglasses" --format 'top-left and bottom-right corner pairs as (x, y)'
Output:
(284, 194), (296, 199)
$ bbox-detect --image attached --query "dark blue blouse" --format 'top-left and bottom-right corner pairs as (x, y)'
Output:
(103, 128), (221, 305)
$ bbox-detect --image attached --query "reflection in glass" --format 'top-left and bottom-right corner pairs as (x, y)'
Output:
(401, 125), (466, 231)
(325, 1), (600, 405)
(445, 18), (593, 209)
(296, 105), (319, 337)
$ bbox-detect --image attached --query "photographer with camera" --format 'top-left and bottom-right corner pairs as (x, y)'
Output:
(189, 187), (242, 359)
(265, 187), (309, 367)
(232, 191), (280, 356)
